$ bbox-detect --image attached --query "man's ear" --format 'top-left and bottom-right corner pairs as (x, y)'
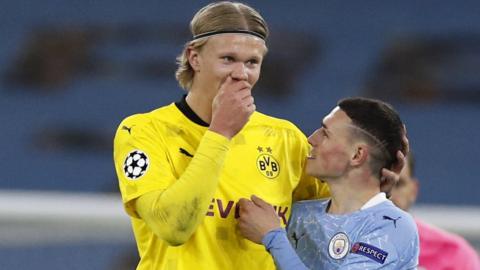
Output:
(351, 144), (369, 166)
(187, 47), (201, 72)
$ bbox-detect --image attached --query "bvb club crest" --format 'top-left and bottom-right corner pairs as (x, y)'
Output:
(256, 146), (280, 179)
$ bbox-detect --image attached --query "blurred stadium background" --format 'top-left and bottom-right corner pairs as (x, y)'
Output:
(1, 0), (479, 269)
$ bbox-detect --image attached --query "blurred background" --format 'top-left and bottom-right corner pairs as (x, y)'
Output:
(1, 0), (479, 269)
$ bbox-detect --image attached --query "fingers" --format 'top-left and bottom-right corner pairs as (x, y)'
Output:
(221, 76), (232, 88)
(238, 198), (254, 208)
(218, 76), (253, 108)
(401, 124), (410, 155)
(397, 150), (405, 169)
(219, 76), (251, 93)
(389, 150), (405, 174)
(391, 150), (405, 174)
(251, 195), (271, 209)
(381, 168), (399, 183)
(239, 196), (274, 218)
(210, 75), (254, 139)
(238, 198), (254, 215)
(380, 168), (399, 197)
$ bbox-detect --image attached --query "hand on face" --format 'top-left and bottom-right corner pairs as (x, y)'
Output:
(209, 76), (255, 139)
(237, 195), (281, 244)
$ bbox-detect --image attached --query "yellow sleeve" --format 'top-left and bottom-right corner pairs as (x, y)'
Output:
(134, 130), (230, 246)
(114, 116), (177, 215)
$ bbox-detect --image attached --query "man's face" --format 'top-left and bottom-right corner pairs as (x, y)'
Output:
(306, 107), (354, 180)
(191, 33), (266, 97)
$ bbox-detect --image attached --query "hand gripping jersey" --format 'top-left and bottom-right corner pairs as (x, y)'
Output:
(113, 97), (330, 270)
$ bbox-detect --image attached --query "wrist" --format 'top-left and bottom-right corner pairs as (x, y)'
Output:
(208, 126), (233, 140)
(262, 227), (286, 250)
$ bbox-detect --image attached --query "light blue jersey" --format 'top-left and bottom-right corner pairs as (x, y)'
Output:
(262, 194), (419, 269)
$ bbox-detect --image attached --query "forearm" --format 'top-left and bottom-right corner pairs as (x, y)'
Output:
(136, 130), (230, 246)
(262, 229), (310, 270)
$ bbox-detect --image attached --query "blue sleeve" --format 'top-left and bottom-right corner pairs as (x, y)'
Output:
(262, 228), (310, 270)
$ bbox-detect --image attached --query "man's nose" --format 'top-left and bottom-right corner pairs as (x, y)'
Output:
(231, 63), (248, 80)
(307, 130), (320, 146)
(307, 135), (314, 146)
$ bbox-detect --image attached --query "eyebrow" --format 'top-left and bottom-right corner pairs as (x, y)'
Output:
(219, 49), (263, 59)
(321, 122), (328, 130)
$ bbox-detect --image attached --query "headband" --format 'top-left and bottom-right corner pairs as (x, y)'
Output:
(192, 30), (266, 41)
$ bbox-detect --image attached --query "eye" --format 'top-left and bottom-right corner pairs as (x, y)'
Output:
(246, 59), (259, 66)
(321, 128), (328, 138)
(222, 56), (234, 63)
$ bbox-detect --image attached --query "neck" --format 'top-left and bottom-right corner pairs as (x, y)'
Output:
(326, 172), (381, 215)
(185, 88), (214, 124)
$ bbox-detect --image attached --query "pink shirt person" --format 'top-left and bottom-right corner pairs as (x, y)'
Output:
(416, 219), (480, 270)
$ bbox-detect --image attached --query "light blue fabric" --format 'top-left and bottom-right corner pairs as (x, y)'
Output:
(263, 228), (309, 270)
(262, 199), (419, 270)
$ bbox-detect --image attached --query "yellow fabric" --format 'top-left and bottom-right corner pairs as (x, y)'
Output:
(113, 102), (330, 270)
(135, 130), (230, 246)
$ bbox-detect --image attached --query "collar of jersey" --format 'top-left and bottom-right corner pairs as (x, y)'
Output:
(175, 95), (209, 127)
(360, 192), (388, 210)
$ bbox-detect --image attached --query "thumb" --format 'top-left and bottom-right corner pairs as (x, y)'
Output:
(251, 195), (271, 209)
(218, 76), (233, 92)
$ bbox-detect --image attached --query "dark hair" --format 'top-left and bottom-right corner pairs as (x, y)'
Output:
(338, 97), (405, 177)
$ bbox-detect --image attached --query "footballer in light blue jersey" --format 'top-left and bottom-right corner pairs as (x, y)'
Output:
(238, 98), (418, 270)
(261, 192), (419, 269)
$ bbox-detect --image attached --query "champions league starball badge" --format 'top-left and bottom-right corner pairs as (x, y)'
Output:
(328, 232), (350, 260)
(123, 150), (149, 180)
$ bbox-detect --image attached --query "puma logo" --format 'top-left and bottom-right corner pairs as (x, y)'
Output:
(121, 125), (134, 134)
(291, 232), (305, 249)
(383, 215), (401, 228)
(179, 148), (193, 157)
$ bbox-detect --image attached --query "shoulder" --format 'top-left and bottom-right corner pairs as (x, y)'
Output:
(380, 201), (416, 230)
(356, 201), (419, 250)
(288, 199), (328, 230)
(115, 103), (177, 137)
(364, 201), (418, 254)
(249, 111), (306, 138)
(350, 202), (419, 267)
(367, 201), (418, 237)
(292, 199), (329, 217)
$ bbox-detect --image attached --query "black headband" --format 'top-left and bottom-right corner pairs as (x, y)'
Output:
(192, 30), (266, 41)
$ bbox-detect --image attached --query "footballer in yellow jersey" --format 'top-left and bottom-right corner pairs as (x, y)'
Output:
(114, 97), (330, 270)
(114, 2), (405, 269)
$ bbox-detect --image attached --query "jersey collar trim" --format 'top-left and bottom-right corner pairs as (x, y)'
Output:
(175, 95), (209, 127)
(361, 192), (388, 210)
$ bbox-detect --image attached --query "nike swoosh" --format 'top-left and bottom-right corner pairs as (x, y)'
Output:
(179, 148), (193, 157)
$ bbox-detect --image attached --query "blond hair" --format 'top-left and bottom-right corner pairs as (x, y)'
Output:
(175, 1), (269, 90)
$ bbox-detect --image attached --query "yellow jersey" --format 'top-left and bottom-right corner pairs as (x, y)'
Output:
(113, 97), (329, 270)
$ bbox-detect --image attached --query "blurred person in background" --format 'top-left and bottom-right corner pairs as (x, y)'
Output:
(113, 1), (405, 269)
(237, 98), (417, 269)
(390, 152), (480, 270)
